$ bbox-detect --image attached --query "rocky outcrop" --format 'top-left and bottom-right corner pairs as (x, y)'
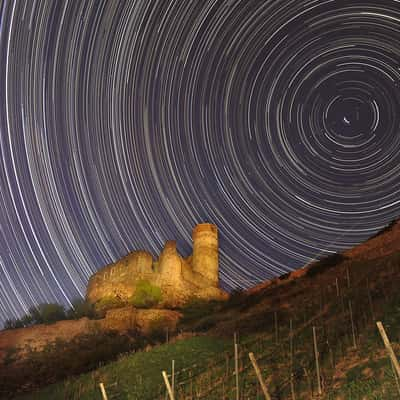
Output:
(0, 318), (91, 361)
(99, 306), (181, 334)
(86, 223), (228, 308)
(0, 307), (181, 362)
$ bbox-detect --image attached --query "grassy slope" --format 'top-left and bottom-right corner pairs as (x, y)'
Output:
(324, 295), (400, 400)
(16, 254), (400, 399)
(16, 336), (231, 400)
(13, 220), (400, 399)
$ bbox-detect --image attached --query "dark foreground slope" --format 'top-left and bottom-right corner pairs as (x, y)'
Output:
(10, 219), (400, 399)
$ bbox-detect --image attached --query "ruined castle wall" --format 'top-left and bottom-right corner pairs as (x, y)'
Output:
(86, 251), (155, 303)
(86, 224), (227, 308)
(181, 262), (214, 289)
(191, 223), (219, 287)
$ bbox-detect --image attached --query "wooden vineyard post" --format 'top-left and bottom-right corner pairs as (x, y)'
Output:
(303, 367), (312, 398)
(248, 353), (271, 400)
(99, 383), (108, 400)
(329, 343), (334, 370)
(289, 318), (296, 399)
(171, 359), (175, 397)
(274, 311), (279, 344)
(290, 318), (293, 367)
(346, 267), (351, 288)
(376, 322), (400, 379)
(162, 371), (175, 400)
(290, 373), (296, 400)
(335, 277), (340, 297)
(348, 300), (357, 349)
(189, 370), (193, 400)
(234, 335), (240, 400)
(312, 326), (322, 396)
(319, 290), (323, 313)
(367, 278), (375, 321)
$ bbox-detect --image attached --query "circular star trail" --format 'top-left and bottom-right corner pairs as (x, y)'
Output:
(1, 0), (400, 324)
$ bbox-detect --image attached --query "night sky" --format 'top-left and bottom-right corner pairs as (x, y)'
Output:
(1, 0), (400, 325)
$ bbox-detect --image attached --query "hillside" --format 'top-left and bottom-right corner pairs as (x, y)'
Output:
(6, 219), (400, 399)
(0, 223), (226, 370)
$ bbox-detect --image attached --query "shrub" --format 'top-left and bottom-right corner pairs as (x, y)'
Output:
(221, 288), (246, 310)
(147, 316), (169, 343)
(278, 272), (291, 280)
(3, 319), (13, 330)
(28, 305), (43, 324)
(26, 303), (66, 324)
(3, 318), (24, 330)
(180, 298), (222, 325)
(3, 346), (19, 366)
(37, 303), (66, 324)
(195, 315), (219, 331)
(306, 253), (347, 277)
(66, 298), (95, 319)
(2, 303), (67, 330)
(20, 313), (34, 326)
(130, 280), (162, 308)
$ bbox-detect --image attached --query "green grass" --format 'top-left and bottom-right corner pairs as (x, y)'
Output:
(326, 367), (400, 400)
(16, 336), (231, 400)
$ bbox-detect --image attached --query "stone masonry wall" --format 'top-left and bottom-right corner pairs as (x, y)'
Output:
(86, 224), (228, 308)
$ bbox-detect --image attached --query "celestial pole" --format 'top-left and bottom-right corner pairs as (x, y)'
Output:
(1, 0), (400, 324)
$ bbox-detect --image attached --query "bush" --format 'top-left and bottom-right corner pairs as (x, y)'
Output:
(195, 315), (219, 331)
(221, 288), (245, 310)
(3, 346), (19, 366)
(3, 319), (13, 330)
(20, 313), (34, 326)
(278, 272), (291, 281)
(2, 303), (67, 330)
(36, 303), (66, 324)
(306, 253), (347, 277)
(3, 318), (24, 330)
(28, 305), (43, 324)
(180, 298), (222, 325)
(66, 298), (95, 319)
(26, 303), (66, 325)
(147, 316), (169, 343)
(130, 280), (162, 308)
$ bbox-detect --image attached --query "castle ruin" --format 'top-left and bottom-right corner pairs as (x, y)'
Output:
(86, 223), (228, 308)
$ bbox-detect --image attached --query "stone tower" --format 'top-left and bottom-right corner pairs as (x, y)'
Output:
(191, 223), (219, 287)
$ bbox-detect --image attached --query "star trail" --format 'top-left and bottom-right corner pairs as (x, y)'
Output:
(1, 0), (400, 325)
